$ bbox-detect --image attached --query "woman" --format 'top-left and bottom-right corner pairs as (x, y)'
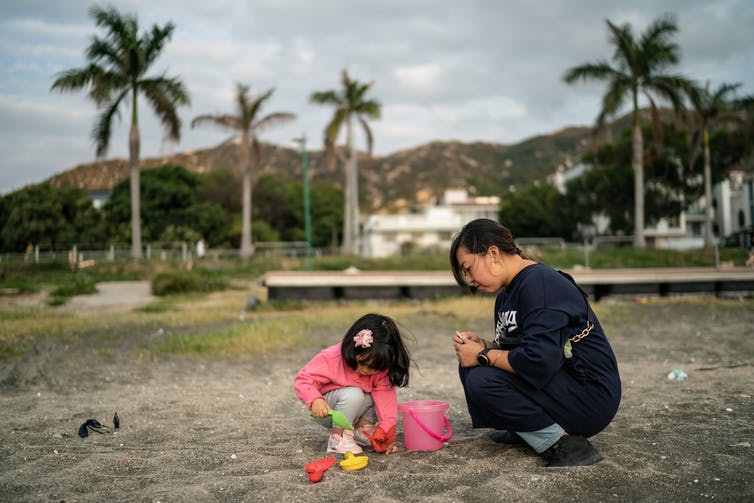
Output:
(450, 218), (621, 467)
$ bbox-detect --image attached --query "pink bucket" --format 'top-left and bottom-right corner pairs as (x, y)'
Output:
(398, 400), (452, 451)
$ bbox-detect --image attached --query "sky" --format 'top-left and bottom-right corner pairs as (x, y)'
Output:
(1, 0), (753, 195)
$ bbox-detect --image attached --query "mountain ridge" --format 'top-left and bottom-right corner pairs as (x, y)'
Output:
(48, 124), (604, 213)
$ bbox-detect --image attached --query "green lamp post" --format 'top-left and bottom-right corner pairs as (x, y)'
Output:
(293, 133), (313, 270)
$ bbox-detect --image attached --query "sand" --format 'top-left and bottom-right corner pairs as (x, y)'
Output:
(1, 292), (752, 502)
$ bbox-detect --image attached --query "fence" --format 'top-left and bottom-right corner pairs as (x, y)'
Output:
(0, 241), (327, 266)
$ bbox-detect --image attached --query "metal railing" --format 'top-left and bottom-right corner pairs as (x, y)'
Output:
(0, 242), (328, 265)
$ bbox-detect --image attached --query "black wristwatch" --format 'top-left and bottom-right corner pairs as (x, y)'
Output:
(476, 347), (492, 366)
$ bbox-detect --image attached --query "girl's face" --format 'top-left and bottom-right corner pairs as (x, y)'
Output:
(355, 354), (379, 376)
(456, 245), (504, 293)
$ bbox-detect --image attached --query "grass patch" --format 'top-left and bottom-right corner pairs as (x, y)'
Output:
(134, 297), (181, 313)
(0, 341), (25, 359)
(146, 318), (310, 357)
(143, 296), (492, 358)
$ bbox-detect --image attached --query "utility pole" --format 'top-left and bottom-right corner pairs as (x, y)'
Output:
(293, 133), (313, 271)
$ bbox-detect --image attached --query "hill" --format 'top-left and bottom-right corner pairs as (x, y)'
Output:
(48, 124), (603, 213)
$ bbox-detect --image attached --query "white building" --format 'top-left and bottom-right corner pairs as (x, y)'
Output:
(361, 190), (500, 257)
(550, 163), (753, 248)
(714, 170), (754, 239)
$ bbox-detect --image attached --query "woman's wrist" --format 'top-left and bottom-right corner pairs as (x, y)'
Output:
(490, 350), (503, 367)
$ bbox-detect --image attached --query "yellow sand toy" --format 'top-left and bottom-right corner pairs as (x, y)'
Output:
(339, 451), (368, 471)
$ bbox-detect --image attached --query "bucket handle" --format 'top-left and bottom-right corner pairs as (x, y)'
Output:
(408, 409), (452, 442)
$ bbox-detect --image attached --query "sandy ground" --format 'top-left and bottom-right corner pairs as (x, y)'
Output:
(1, 287), (753, 502)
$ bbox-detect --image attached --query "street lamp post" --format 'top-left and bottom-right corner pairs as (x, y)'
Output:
(293, 133), (313, 271)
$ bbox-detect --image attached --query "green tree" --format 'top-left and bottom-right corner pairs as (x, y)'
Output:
(308, 181), (344, 249)
(566, 125), (696, 237)
(563, 14), (691, 247)
(50, 4), (190, 259)
(253, 175), (300, 240)
(736, 95), (754, 169)
(567, 143), (634, 236)
(0, 184), (104, 251)
(499, 183), (575, 239)
(200, 168), (241, 214)
(252, 175), (344, 248)
(686, 81), (744, 247)
(104, 165), (230, 247)
(191, 83), (295, 259)
(310, 69), (381, 254)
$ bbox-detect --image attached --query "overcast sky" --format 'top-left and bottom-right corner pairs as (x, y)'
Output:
(1, 0), (753, 194)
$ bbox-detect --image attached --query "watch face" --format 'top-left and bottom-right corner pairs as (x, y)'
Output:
(476, 351), (490, 366)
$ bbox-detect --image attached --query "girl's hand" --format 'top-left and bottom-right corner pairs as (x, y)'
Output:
(366, 425), (396, 452)
(383, 442), (400, 455)
(310, 397), (330, 418)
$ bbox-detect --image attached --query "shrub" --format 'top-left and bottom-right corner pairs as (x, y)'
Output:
(151, 270), (229, 296)
(49, 273), (97, 298)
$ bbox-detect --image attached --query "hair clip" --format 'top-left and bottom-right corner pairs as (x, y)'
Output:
(353, 329), (373, 348)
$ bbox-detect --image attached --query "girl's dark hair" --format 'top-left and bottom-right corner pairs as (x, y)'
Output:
(449, 218), (531, 289)
(341, 313), (410, 387)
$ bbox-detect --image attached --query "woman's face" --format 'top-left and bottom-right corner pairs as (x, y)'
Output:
(456, 245), (503, 293)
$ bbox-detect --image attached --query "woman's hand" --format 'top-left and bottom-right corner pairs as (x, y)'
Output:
(454, 330), (482, 346)
(310, 397), (330, 418)
(453, 331), (484, 367)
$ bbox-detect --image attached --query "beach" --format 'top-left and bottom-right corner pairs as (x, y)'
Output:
(1, 293), (752, 502)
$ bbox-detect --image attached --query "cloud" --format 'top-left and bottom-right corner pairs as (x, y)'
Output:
(1, 0), (753, 194)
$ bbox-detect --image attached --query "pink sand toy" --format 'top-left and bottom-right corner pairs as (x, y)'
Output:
(398, 400), (452, 451)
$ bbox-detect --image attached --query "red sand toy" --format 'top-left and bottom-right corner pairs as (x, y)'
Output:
(304, 454), (336, 483)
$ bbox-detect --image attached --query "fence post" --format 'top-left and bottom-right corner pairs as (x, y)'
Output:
(584, 239), (590, 269)
(714, 243), (720, 269)
(34, 245), (40, 264)
(146, 244), (151, 260)
(109, 245), (114, 261)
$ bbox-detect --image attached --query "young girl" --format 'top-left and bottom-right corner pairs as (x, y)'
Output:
(294, 313), (411, 454)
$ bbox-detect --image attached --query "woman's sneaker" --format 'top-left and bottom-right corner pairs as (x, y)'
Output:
(544, 435), (602, 467)
(327, 430), (363, 454)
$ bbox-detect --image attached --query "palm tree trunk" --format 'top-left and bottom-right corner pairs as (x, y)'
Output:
(240, 133), (253, 259)
(129, 123), (143, 259)
(632, 120), (646, 248)
(342, 118), (354, 255)
(350, 134), (360, 255)
(703, 129), (715, 248)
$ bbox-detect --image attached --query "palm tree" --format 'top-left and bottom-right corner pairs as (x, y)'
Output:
(192, 84), (295, 258)
(51, 5), (189, 259)
(563, 15), (691, 247)
(310, 70), (381, 255)
(686, 81), (742, 247)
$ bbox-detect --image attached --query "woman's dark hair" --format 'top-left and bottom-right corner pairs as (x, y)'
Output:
(449, 218), (531, 289)
(341, 313), (410, 387)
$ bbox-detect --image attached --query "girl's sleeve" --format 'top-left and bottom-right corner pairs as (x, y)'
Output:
(370, 377), (398, 431)
(293, 351), (331, 408)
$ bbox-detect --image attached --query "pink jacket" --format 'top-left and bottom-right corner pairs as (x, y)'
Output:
(294, 343), (398, 431)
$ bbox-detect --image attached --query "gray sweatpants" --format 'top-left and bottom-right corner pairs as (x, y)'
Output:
(313, 386), (378, 429)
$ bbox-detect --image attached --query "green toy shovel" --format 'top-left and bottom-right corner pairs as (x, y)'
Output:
(312, 409), (354, 430)
(328, 409), (354, 430)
